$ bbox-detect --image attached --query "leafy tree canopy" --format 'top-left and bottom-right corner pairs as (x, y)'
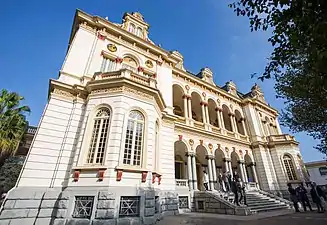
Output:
(229, 0), (327, 155)
(0, 89), (30, 167)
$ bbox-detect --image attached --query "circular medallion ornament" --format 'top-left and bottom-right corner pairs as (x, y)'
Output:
(185, 85), (190, 91)
(208, 143), (213, 149)
(189, 139), (194, 146)
(202, 92), (206, 97)
(107, 44), (117, 52)
(145, 60), (153, 68)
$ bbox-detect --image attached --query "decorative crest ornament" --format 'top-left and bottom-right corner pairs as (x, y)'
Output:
(107, 44), (117, 52)
(145, 60), (153, 68)
(185, 85), (190, 91)
(189, 139), (194, 146)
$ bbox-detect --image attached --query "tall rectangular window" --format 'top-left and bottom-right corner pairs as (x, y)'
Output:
(101, 58), (116, 72)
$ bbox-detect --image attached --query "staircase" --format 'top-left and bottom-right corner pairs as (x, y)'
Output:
(245, 191), (291, 213)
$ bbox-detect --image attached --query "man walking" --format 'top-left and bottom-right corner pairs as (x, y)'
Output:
(288, 183), (300, 212)
(223, 171), (230, 192)
(203, 171), (209, 191)
(296, 183), (312, 211)
(310, 182), (325, 213)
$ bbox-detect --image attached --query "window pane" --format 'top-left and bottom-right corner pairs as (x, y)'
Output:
(86, 119), (101, 163)
(86, 108), (110, 164)
(123, 120), (134, 165)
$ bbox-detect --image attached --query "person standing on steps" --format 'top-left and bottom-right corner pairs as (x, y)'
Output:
(218, 173), (224, 192)
(203, 171), (209, 191)
(227, 171), (232, 192)
(288, 183), (300, 212)
(223, 171), (230, 192)
(296, 183), (312, 212)
(231, 177), (240, 206)
(310, 182), (325, 213)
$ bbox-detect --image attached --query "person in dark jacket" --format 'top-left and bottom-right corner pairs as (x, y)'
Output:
(310, 182), (325, 213)
(231, 178), (240, 206)
(288, 183), (300, 212)
(296, 183), (312, 211)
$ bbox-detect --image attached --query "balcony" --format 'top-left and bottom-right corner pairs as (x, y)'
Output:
(94, 69), (156, 88)
(176, 179), (189, 188)
(267, 134), (298, 146)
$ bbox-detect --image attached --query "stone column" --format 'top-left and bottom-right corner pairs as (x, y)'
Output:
(187, 153), (193, 190)
(201, 103), (206, 124)
(211, 158), (217, 190)
(205, 104), (210, 124)
(228, 160), (233, 179)
(224, 159), (229, 173)
(229, 114), (236, 132)
(252, 163), (259, 185)
(238, 161), (245, 182)
(215, 108), (221, 128)
(219, 110), (225, 130)
(183, 95), (188, 119)
(242, 163), (248, 183)
(191, 155), (198, 190)
(187, 97), (193, 126)
(241, 118), (248, 136)
(207, 157), (214, 190)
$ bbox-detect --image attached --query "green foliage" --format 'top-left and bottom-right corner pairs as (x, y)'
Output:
(0, 89), (30, 167)
(229, 0), (327, 155)
(0, 156), (23, 193)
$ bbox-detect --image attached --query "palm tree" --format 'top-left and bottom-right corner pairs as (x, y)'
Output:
(0, 89), (30, 168)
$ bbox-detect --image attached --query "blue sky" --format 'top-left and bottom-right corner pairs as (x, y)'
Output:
(1, 0), (324, 162)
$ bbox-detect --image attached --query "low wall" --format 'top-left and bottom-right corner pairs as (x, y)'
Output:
(192, 192), (250, 216)
(0, 187), (178, 225)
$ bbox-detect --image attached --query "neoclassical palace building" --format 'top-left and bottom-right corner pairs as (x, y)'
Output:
(0, 10), (308, 224)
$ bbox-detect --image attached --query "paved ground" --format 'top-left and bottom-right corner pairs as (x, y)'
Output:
(157, 210), (327, 225)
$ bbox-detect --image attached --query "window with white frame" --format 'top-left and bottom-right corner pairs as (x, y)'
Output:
(86, 108), (111, 165)
(136, 27), (144, 38)
(283, 155), (297, 180)
(123, 110), (145, 166)
(100, 57), (117, 72)
(128, 23), (136, 33)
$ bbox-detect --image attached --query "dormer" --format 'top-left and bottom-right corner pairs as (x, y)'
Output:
(197, 67), (214, 84)
(122, 12), (149, 40)
(225, 80), (238, 96)
(169, 50), (185, 71)
(251, 83), (266, 102)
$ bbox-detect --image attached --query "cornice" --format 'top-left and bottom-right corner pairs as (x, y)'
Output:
(242, 98), (278, 116)
(174, 122), (250, 147)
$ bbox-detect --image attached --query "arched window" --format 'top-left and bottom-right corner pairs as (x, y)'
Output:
(122, 56), (138, 73)
(283, 155), (297, 180)
(86, 108), (111, 164)
(137, 27), (144, 38)
(128, 23), (136, 33)
(123, 110), (145, 166)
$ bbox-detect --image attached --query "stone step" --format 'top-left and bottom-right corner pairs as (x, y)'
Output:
(246, 201), (282, 207)
(250, 205), (289, 213)
(247, 202), (284, 208)
(248, 203), (287, 210)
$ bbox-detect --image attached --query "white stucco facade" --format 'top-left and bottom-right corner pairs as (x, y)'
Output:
(0, 10), (307, 224)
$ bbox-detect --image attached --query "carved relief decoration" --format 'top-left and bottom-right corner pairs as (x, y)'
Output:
(53, 89), (75, 99)
(91, 87), (124, 94)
